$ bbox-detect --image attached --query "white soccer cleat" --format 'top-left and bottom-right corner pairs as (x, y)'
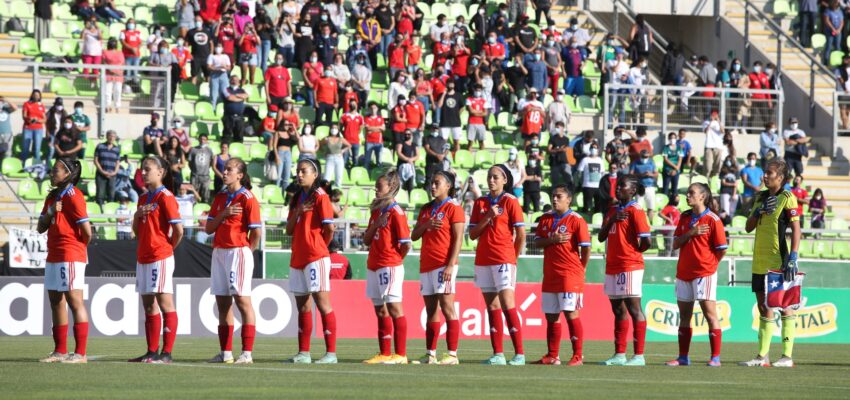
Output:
(208, 352), (234, 364)
(39, 352), (68, 363)
(738, 356), (770, 367)
(234, 352), (253, 364)
(771, 356), (794, 368)
(60, 353), (87, 364)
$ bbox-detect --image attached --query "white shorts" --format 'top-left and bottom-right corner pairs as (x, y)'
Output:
(675, 272), (718, 302)
(440, 127), (463, 141)
(639, 186), (656, 212)
(542, 292), (584, 314)
(136, 256), (175, 294)
(603, 270), (644, 299)
(474, 264), (517, 293)
(466, 124), (487, 141)
(366, 266), (404, 306)
(289, 257), (331, 296)
(420, 266), (458, 296)
(44, 262), (86, 292)
(211, 247), (254, 296)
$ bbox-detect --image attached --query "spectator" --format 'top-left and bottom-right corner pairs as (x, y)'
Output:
(119, 19), (142, 83)
(541, 34), (562, 94)
(390, 95), (409, 146)
(562, 37), (585, 97)
(404, 92), (425, 146)
(146, 24), (168, 55)
(330, 188), (346, 219)
(321, 124), (351, 186)
(470, 5), (489, 50)
(176, 0), (200, 38)
(420, 124), (447, 189)
(412, 70), (434, 121)
(547, 121), (572, 186)
(253, 6), (274, 72)
(95, 0), (124, 24)
(222, 75), (249, 142)
(207, 42), (232, 109)
(627, 126), (652, 163)
(277, 12), (296, 67)
(759, 121), (782, 161)
(523, 157), (543, 213)
(629, 14), (653, 62)
(314, 23), (338, 68)
(718, 156), (740, 223)
(271, 120), (297, 188)
(328, 240), (352, 279)
(261, 105), (277, 143)
(0, 96), (16, 162)
(597, 162), (620, 212)
(238, 22), (261, 85)
(44, 98), (67, 165)
(279, 98), (300, 130)
(233, 2), (253, 35)
(115, 155), (138, 202)
(519, 88), (545, 147)
(396, 129), (419, 195)
(661, 131), (683, 197)
(163, 136), (186, 191)
(505, 148), (527, 198)
(387, 33), (408, 79)
(659, 195), (681, 256)
(547, 89), (571, 133)
(630, 149), (658, 221)
(836, 55), (850, 129)
(748, 61), (773, 130)
(605, 125), (632, 167)
(524, 49), (548, 94)
(215, 14), (237, 66)
(722, 131), (736, 161)
(465, 84), (490, 151)
(22, 89), (46, 164)
(298, 123), (319, 161)
(739, 152), (763, 215)
(186, 16), (213, 85)
(809, 188), (826, 231)
(629, 58), (649, 124)
(314, 65), (339, 126)
(514, 14), (538, 56)
(169, 116), (192, 153)
(608, 50), (631, 123)
(696, 55), (717, 116)
(80, 17), (103, 78)
(94, 130), (120, 205)
(212, 141), (230, 193)
(188, 133), (214, 203)
(532, 0), (554, 27)
(798, 0), (818, 48)
(102, 38), (125, 113)
(576, 142), (604, 213)
(293, 12), (317, 68)
(824, 0), (844, 65)
(53, 116), (83, 161)
(302, 51), (323, 106)
(150, 41), (180, 108)
(703, 111), (724, 178)
(677, 128), (694, 173)
(340, 102), (364, 170)
(351, 52), (373, 107)
(437, 78), (463, 158)
(562, 16), (591, 59)
(660, 41), (685, 86)
(790, 175), (809, 228)
(363, 102), (385, 171)
(357, 7), (381, 69)
(429, 14), (450, 45)
(72, 0), (97, 20)
(388, 70), (411, 111)
(34, 0), (52, 46)
(728, 58), (748, 126)
(374, 0), (395, 57)
(115, 191), (133, 240)
(142, 112), (166, 156)
(175, 182), (199, 240)
(573, 130), (599, 167)
(783, 116), (810, 176)
(333, 56), (353, 109)
(71, 102), (93, 159)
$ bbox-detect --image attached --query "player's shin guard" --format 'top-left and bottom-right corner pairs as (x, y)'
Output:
(145, 314), (161, 352)
(321, 311), (337, 353)
(488, 310), (504, 354)
(241, 324), (255, 352)
(53, 324), (68, 354)
(298, 311), (313, 352)
(678, 327), (693, 357)
(546, 319), (562, 358)
(781, 315), (796, 357)
(614, 319), (629, 354)
(393, 316), (408, 356)
(633, 320), (647, 355)
(218, 325), (234, 352)
(757, 317), (774, 357)
(378, 316), (393, 356)
(566, 317), (583, 357)
(73, 322), (88, 356)
(446, 319), (460, 353)
(504, 308), (524, 354)
(426, 321), (441, 352)
(163, 312), (177, 353)
(709, 329), (722, 358)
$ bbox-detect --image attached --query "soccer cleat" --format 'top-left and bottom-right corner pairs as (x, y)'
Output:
(508, 354), (526, 366)
(128, 351), (158, 363)
(418, 354), (438, 365)
(624, 355), (645, 366)
(39, 352), (68, 363)
(60, 353), (87, 364)
(382, 354), (408, 365)
(437, 354), (459, 365)
(289, 352), (312, 364)
(314, 353), (338, 364)
(665, 356), (691, 366)
(149, 352), (173, 364)
(566, 355), (584, 366)
(208, 353), (235, 364)
(234, 352), (253, 364)
(532, 354), (561, 365)
(363, 354), (393, 364)
(772, 356), (794, 368)
(738, 356), (770, 367)
(707, 356), (722, 367)
(601, 353), (627, 366)
(481, 353), (507, 365)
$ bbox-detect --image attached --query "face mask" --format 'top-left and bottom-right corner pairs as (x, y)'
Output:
(176, 121), (185, 129)
(323, 34), (330, 39)
(399, 100), (407, 106)
(431, 130), (439, 137)
(56, 105), (63, 111)
(177, 39), (185, 47)
(765, 68), (773, 75)
(398, 77), (406, 84)
(201, 142), (209, 148)
(215, 47), (223, 54)
(441, 39), (449, 45)
(639, 136), (647, 142)
(571, 42), (579, 48)
(159, 48), (167, 55)
(311, 57), (318, 63)
(669, 139), (677, 146)
(155, 31), (162, 38)
(733, 64), (741, 72)
(642, 157), (650, 163)
(269, 112), (277, 118)
(815, 195), (822, 200)
(321, 15), (328, 21)
(724, 160), (732, 167)
(128, 23), (136, 30)
(304, 127), (312, 134)
(324, 71), (332, 77)
(471, 58), (479, 66)
(63, 123), (73, 129)
(331, 128), (339, 135)
(488, 37), (496, 44)
(474, 90), (483, 98)
(748, 159), (756, 167)
(769, 128), (777, 134)
(534, 54), (542, 61)
(531, 139), (539, 145)
(371, 108), (378, 115)
(346, 85), (353, 91)
(791, 123), (798, 130)
(75, 107), (83, 115)
(570, 25), (577, 31)
(195, 21), (202, 29)
(641, 62), (647, 68)
(590, 148), (599, 156)
(509, 154), (516, 161)
(547, 40), (555, 47)
(753, 66), (762, 73)
(529, 160), (537, 167)
(609, 40), (616, 46)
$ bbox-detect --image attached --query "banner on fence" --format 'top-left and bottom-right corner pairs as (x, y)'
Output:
(7, 228), (47, 269)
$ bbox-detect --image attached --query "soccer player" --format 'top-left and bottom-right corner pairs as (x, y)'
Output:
(411, 171), (464, 365)
(598, 174), (651, 366)
(129, 156), (184, 364)
(38, 158), (91, 364)
(740, 159), (801, 368)
(469, 164), (527, 366)
(205, 158), (262, 365)
(533, 185), (591, 366)
(285, 159), (338, 364)
(363, 170), (412, 364)
(666, 183), (727, 367)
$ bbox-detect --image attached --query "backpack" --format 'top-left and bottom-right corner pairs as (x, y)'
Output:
(5, 17), (24, 33)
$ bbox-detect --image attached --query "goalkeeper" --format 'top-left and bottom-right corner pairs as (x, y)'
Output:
(740, 159), (801, 368)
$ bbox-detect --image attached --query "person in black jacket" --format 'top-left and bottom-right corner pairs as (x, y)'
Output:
(597, 162), (621, 213)
(660, 41), (685, 86)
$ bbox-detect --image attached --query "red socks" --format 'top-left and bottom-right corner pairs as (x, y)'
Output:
(53, 324), (68, 354)
(633, 320), (647, 355)
(241, 324), (255, 352)
(446, 319), (459, 353)
(163, 312), (177, 353)
(614, 319), (629, 353)
(546, 319), (562, 358)
(218, 325), (234, 351)
(678, 327), (693, 357)
(566, 317), (583, 358)
(145, 314), (161, 353)
(73, 322), (88, 356)
(487, 310), (505, 354)
(298, 311), (313, 352)
(504, 308), (524, 354)
(321, 311), (337, 353)
(426, 321), (441, 352)
(709, 328), (722, 358)
(393, 316), (407, 357)
(378, 316), (393, 356)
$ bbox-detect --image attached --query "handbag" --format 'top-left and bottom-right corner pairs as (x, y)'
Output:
(264, 151), (279, 181)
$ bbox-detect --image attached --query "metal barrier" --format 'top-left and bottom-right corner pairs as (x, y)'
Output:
(603, 83), (784, 134)
(833, 91), (850, 140)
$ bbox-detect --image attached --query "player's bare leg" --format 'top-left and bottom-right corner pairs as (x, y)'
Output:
(700, 299), (723, 366)
(564, 310), (584, 366)
(623, 297), (646, 366)
(419, 295), (441, 364)
(61, 290), (89, 364)
(438, 293), (460, 365)
(130, 295), (161, 363)
(313, 291), (338, 364)
(667, 301), (695, 367)
(234, 295), (256, 364)
(602, 299), (629, 366)
(741, 291), (772, 367)
(209, 296), (235, 363)
(481, 292), (506, 365)
(41, 291), (69, 363)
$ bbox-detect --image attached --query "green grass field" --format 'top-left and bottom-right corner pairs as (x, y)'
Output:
(1, 337), (848, 399)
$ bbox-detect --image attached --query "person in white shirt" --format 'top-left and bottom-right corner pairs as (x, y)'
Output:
(115, 192), (133, 241)
(175, 183), (199, 240)
(782, 116), (810, 176)
(576, 143), (604, 213)
(207, 44), (232, 108)
(628, 58), (648, 124)
(702, 110), (724, 178)
(546, 89), (571, 134)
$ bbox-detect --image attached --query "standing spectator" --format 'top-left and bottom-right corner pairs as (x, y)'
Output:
(628, 15), (653, 62)
(328, 240), (352, 279)
(387, 33), (408, 80)
(759, 122), (782, 161)
(573, 130), (599, 167)
(390, 95), (409, 146)
(175, 183), (199, 240)
(576, 143), (604, 213)
(660, 42), (685, 86)
(277, 12), (296, 67)
(505, 148), (527, 198)
(34, 0), (53, 47)
(294, 13), (316, 68)
(739, 152), (763, 215)
(302, 51), (323, 107)
(465, 85), (490, 151)
(541, 35), (563, 95)
(532, 0), (554, 27)
(718, 156), (740, 222)
(271, 121), (297, 188)
(320, 124), (351, 186)
(169, 116), (192, 153)
(627, 126), (653, 163)
(253, 6), (275, 72)
(519, 88), (545, 148)
(703, 111), (724, 178)
(374, 0), (396, 57)
(94, 130), (120, 205)
(142, 112), (166, 156)
(215, 14), (237, 66)
(81, 17), (103, 78)
(562, 17), (591, 59)
(547, 89), (571, 133)
(423, 124), (448, 189)
(797, 0), (818, 48)
(150, 41), (180, 109)
(0, 97), (16, 162)
(363, 102), (385, 171)
(207, 43), (232, 109)
(115, 192), (133, 240)
(187, 16), (213, 85)
(630, 149), (658, 221)
(605, 126), (632, 167)
(146, 24), (167, 55)
(314, 23), (338, 67)
(53, 116), (83, 161)
(222, 75), (249, 142)
(297, 123), (319, 160)
(333, 56), (354, 113)
(597, 163), (619, 212)
(524, 49), (548, 94)
(661, 132), (683, 198)
(357, 7), (382, 69)
(188, 134), (214, 203)
(509, 0), (529, 25)
(562, 37), (585, 97)
(824, 0), (844, 65)
(412, 70), (434, 123)
(238, 22), (261, 85)
(658, 196), (681, 256)
(677, 129), (694, 173)
(351, 53), (373, 107)
(809, 189), (826, 231)
(314, 65), (339, 126)
(748, 61), (773, 129)
(102, 38), (125, 113)
(395, 130), (419, 196)
(789, 175), (809, 229)
(547, 121), (572, 186)
(163, 136), (186, 191)
(44, 98), (66, 166)
(783, 117), (810, 176)
(437, 79), (463, 159)
(263, 50), (292, 107)
(212, 141), (230, 193)
(69, 102), (92, 159)
(340, 102), (364, 169)
(629, 58), (649, 124)
(523, 157), (542, 213)
(404, 93), (425, 147)
(176, 0), (200, 39)
(722, 131), (736, 162)
(233, 2), (253, 35)
(120, 19), (142, 83)
(696, 56), (717, 116)
(388, 71), (411, 111)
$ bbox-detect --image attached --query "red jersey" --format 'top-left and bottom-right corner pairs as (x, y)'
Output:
(391, 105), (407, 133)
(470, 193), (525, 266)
(342, 90), (359, 113)
(748, 72), (771, 99)
(208, 187), (262, 248)
(239, 34), (258, 53)
(417, 198), (464, 272)
(303, 62), (323, 86)
(660, 205), (681, 226)
(790, 187), (808, 217)
(121, 29), (141, 57)
(628, 140), (653, 163)
(466, 97), (488, 125)
(23, 101), (46, 130)
(329, 252), (350, 279)
(41, 186), (89, 263)
(264, 66), (291, 98)
(451, 48), (470, 77)
(407, 44), (422, 67)
(341, 113), (364, 144)
(674, 209), (728, 280)
(536, 211), (591, 293)
(521, 107), (544, 135)
(281, 112), (299, 130)
(367, 203), (411, 270)
(262, 116), (276, 133)
(432, 42), (451, 70)
(136, 187), (181, 264)
(387, 41), (407, 69)
(404, 101), (424, 130)
(603, 202), (651, 274)
(365, 115), (384, 143)
(217, 25), (236, 54)
(288, 188), (334, 269)
(199, 0), (222, 23)
(171, 48), (192, 79)
(315, 77), (338, 104)
(431, 76), (447, 98)
(482, 42), (506, 59)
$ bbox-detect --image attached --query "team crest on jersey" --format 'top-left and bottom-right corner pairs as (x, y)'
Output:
(557, 225), (567, 234)
(436, 212), (445, 220)
(790, 209), (798, 217)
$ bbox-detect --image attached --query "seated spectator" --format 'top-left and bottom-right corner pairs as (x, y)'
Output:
(95, 0), (125, 24)
(143, 112), (165, 156)
(330, 188), (346, 219)
(718, 156), (740, 223)
(630, 149), (658, 221)
(169, 116), (192, 153)
(809, 188), (826, 233)
(94, 130), (120, 205)
(72, 0), (97, 21)
(115, 191), (133, 240)
(53, 116), (83, 161)
(115, 155), (138, 202)
(328, 240), (351, 279)
(790, 175), (809, 229)
(783, 116), (810, 177)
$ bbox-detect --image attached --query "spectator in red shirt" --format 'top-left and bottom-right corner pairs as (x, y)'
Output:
(387, 33), (408, 80)
(119, 19), (142, 83)
(659, 195), (682, 256)
(328, 240), (351, 280)
(265, 53), (292, 108)
(748, 61), (773, 130)
(790, 175), (809, 228)
(451, 40), (471, 93)
(404, 97), (426, 146)
(238, 22), (261, 85)
(215, 15), (237, 66)
(172, 37), (193, 81)
(391, 96), (409, 146)
(363, 102), (385, 171)
(341, 102), (364, 169)
(199, 0), (222, 26)
(314, 65), (339, 127)
(432, 32), (452, 71)
(482, 32), (507, 64)
(302, 51), (324, 107)
(627, 126), (653, 163)
(22, 89), (46, 164)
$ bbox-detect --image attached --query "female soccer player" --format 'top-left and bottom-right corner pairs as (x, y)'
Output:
(666, 183), (727, 367)
(205, 158), (262, 365)
(38, 158), (91, 364)
(362, 170), (412, 365)
(411, 171), (464, 365)
(128, 156), (184, 364)
(469, 164), (527, 366)
(285, 159), (338, 364)
(598, 174), (651, 366)
(533, 185), (591, 366)
(740, 159), (801, 368)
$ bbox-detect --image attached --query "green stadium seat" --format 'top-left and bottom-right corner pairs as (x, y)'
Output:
(835, 241), (850, 260)
(73, 77), (99, 97)
(299, 106), (316, 121)
(472, 169), (488, 185)
(816, 241), (838, 259)
(249, 143), (268, 161)
(100, 226), (117, 240)
(591, 236), (605, 254)
(49, 76), (76, 97)
(811, 33), (826, 51)
(829, 51), (844, 67)
(61, 39), (80, 57)
(180, 82), (200, 100)
(18, 37), (39, 57)
(829, 218), (849, 238)
(174, 101), (195, 118)
(50, 22), (70, 39)
(798, 241), (815, 258)
(347, 186), (369, 206)
(654, 192), (668, 211)
(409, 188), (429, 208)
(229, 143), (247, 160)
(772, 0), (792, 16)
(17, 179), (42, 200)
(577, 95), (596, 113)
(449, 3), (468, 19)
(80, 161), (96, 180)
(101, 202), (120, 222)
(350, 166), (371, 186)
(731, 215), (747, 229)
(40, 38), (63, 57)
(10, 0), (31, 19)
(244, 85), (264, 103)
(195, 102), (220, 122)
(474, 151), (495, 168)
(85, 140), (102, 159)
(87, 202), (105, 222)
(260, 205), (278, 220)
(2, 158), (28, 178)
(730, 237), (752, 256)
(263, 184), (286, 205)
(453, 150), (474, 169)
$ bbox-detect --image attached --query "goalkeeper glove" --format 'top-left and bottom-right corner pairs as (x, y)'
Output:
(761, 195), (778, 215)
(782, 251), (799, 282)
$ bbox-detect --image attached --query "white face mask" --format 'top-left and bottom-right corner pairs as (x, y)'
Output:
(399, 100), (407, 106)
(431, 130), (439, 137)
(590, 148), (599, 156)
(174, 122), (182, 128)
(56, 105), (63, 111)
(748, 159), (756, 167)
(509, 154), (516, 161)
(769, 128), (777, 134)
(753, 66), (762, 73)
(63, 123), (73, 129)
(304, 127), (312, 134)
(215, 47), (223, 54)
(330, 128), (339, 135)
(311, 57), (318, 63)
(791, 123), (798, 130)
(529, 160), (537, 167)
(765, 68), (773, 75)
(669, 139), (677, 146)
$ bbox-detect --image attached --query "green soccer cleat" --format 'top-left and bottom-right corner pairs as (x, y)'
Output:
(314, 353), (338, 364)
(508, 354), (526, 366)
(437, 354), (459, 365)
(601, 353), (627, 366)
(624, 355), (646, 366)
(418, 353), (438, 364)
(290, 352), (312, 364)
(481, 353), (507, 365)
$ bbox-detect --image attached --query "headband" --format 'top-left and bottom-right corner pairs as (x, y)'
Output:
(300, 158), (320, 172)
(57, 159), (71, 174)
(434, 170), (455, 186)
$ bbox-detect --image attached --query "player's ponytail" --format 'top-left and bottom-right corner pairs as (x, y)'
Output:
(371, 169), (401, 212)
(692, 182), (716, 214)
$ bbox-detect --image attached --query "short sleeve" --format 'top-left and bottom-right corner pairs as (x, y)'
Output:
(633, 208), (651, 238)
(712, 217), (728, 250)
(393, 210), (411, 244)
(317, 193), (335, 224)
(449, 203), (465, 224)
(576, 218), (591, 247)
(534, 215), (551, 240)
(68, 192), (89, 224)
(469, 199), (482, 226)
(264, 69), (271, 81)
(162, 195), (183, 224)
(245, 196), (262, 229)
(508, 197), (525, 227)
